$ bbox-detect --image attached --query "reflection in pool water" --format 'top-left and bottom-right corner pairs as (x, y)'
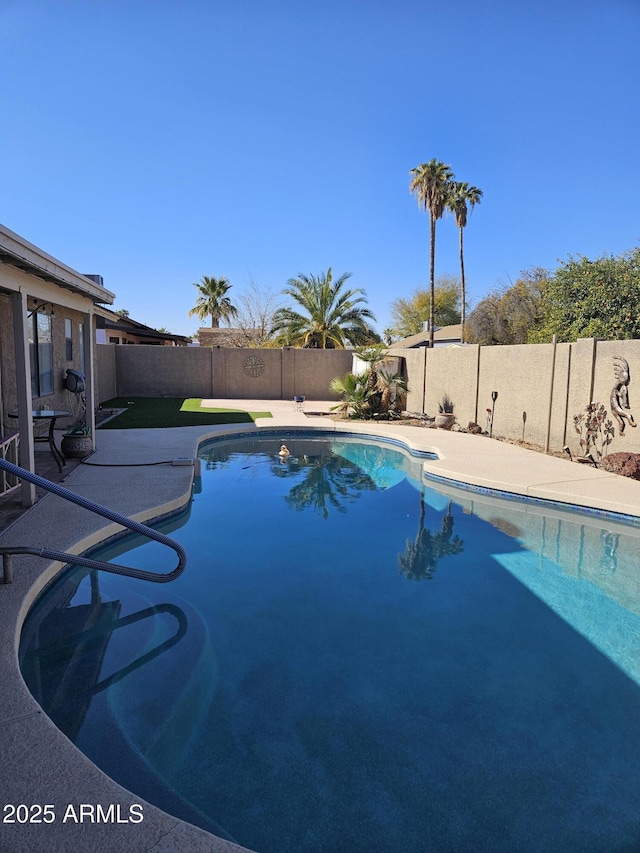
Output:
(20, 436), (640, 853)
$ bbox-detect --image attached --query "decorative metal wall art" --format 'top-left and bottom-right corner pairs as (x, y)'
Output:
(611, 356), (637, 434)
(243, 355), (265, 378)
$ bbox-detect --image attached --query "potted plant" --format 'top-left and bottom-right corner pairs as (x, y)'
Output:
(435, 395), (456, 430)
(61, 423), (93, 458)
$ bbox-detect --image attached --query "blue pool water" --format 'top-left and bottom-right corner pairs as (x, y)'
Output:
(20, 435), (640, 852)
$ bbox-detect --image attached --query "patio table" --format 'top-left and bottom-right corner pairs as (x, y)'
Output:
(9, 410), (71, 473)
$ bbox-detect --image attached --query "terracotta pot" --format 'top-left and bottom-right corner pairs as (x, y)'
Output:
(435, 413), (455, 430)
(61, 434), (93, 458)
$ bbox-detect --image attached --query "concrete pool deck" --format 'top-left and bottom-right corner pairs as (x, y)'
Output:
(1, 399), (639, 852)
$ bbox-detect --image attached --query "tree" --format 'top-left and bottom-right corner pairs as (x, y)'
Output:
(447, 181), (483, 342)
(116, 308), (130, 318)
(270, 268), (379, 348)
(530, 248), (640, 342)
(188, 276), (238, 328)
(390, 274), (462, 338)
(398, 497), (464, 582)
(281, 452), (377, 520)
(330, 372), (369, 418)
(331, 346), (408, 420)
(410, 159), (455, 347)
(235, 279), (281, 347)
(356, 344), (389, 392)
(466, 269), (547, 345)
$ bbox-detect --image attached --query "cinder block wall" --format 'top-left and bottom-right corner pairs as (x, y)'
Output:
(284, 349), (354, 401)
(425, 345), (480, 429)
(113, 345), (214, 397)
(211, 348), (352, 399)
(96, 344), (116, 404)
(94, 339), (640, 455)
(394, 338), (640, 455)
(97, 345), (352, 402)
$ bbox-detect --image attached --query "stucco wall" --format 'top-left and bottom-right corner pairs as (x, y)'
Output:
(395, 347), (426, 413)
(395, 338), (640, 456)
(477, 343), (561, 447)
(96, 345), (117, 404)
(284, 349), (354, 401)
(90, 338), (640, 456)
(112, 345), (214, 397)
(425, 345), (480, 428)
(97, 345), (352, 402)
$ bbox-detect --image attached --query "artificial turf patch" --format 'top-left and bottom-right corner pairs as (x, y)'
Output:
(98, 397), (272, 429)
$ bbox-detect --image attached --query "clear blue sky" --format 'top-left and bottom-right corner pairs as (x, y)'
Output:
(2, 0), (639, 337)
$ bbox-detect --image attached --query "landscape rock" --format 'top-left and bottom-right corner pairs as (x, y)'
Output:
(467, 422), (483, 434)
(599, 452), (640, 480)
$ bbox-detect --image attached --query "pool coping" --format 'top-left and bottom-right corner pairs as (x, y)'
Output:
(1, 408), (639, 852)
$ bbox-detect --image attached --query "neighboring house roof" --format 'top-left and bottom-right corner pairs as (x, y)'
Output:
(95, 306), (190, 345)
(0, 223), (115, 304)
(393, 324), (463, 348)
(197, 327), (248, 347)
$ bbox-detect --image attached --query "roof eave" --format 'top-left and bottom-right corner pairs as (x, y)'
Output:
(0, 224), (115, 305)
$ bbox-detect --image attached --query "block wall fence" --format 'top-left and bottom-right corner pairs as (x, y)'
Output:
(95, 338), (640, 456)
(95, 345), (352, 406)
(391, 337), (640, 456)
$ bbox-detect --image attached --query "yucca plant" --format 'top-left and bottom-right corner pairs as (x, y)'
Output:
(438, 394), (455, 414)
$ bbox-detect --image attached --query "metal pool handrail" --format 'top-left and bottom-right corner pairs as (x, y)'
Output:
(0, 457), (187, 584)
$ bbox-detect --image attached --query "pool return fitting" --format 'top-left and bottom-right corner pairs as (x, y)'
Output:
(0, 457), (187, 585)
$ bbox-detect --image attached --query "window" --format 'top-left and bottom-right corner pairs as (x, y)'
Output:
(65, 318), (73, 361)
(28, 311), (54, 397)
(109, 336), (120, 344)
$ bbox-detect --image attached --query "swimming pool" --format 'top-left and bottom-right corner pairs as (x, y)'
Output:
(19, 434), (640, 852)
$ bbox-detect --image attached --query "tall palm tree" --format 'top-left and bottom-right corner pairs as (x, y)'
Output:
(188, 276), (238, 328)
(410, 159), (455, 347)
(447, 181), (483, 342)
(398, 497), (464, 581)
(271, 268), (379, 348)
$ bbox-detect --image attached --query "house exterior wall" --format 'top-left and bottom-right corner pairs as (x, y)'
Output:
(0, 294), (89, 433)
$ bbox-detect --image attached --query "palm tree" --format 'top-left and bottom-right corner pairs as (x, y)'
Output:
(271, 268), (379, 348)
(330, 373), (368, 418)
(410, 159), (455, 347)
(282, 453), (377, 519)
(398, 497), (464, 581)
(355, 344), (389, 393)
(188, 276), (238, 328)
(447, 181), (483, 342)
(377, 368), (408, 416)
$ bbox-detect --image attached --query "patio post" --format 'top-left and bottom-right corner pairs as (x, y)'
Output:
(11, 290), (36, 506)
